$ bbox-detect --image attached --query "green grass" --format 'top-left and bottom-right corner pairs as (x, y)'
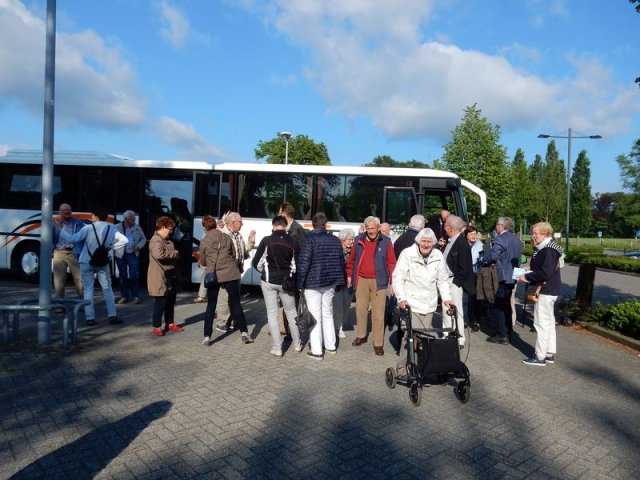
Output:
(520, 236), (639, 252)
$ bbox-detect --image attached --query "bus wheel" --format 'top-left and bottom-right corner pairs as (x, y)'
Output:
(15, 242), (40, 283)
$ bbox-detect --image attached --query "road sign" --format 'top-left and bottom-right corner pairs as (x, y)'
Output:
(597, 231), (603, 238)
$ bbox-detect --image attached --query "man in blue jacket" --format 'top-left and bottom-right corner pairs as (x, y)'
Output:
(480, 217), (522, 344)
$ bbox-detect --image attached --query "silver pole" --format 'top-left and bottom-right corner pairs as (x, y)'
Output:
(38, 0), (56, 345)
(284, 138), (289, 165)
(566, 128), (572, 252)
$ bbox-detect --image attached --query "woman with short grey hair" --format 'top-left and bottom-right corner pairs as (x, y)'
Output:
(333, 228), (356, 339)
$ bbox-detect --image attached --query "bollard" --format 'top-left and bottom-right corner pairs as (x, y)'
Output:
(575, 263), (596, 307)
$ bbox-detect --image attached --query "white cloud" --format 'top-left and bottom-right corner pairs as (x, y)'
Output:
(158, 0), (190, 48)
(258, 0), (639, 141)
(0, 0), (146, 128)
(156, 116), (226, 160)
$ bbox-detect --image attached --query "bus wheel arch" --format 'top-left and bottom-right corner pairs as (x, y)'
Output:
(13, 241), (40, 283)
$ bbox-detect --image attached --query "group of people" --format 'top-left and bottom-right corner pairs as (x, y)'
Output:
(53, 202), (562, 368)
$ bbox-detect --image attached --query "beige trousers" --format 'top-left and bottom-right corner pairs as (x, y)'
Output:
(52, 249), (83, 297)
(354, 277), (387, 347)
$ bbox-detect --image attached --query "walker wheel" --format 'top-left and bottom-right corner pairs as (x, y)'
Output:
(385, 368), (396, 389)
(409, 383), (422, 406)
(457, 381), (470, 404)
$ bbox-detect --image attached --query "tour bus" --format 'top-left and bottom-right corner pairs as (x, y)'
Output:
(0, 149), (486, 285)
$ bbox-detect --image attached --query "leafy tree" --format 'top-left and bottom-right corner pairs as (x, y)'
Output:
(438, 104), (510, 231)
(542, 140), (567, 232)
(570, 150), (593, 236)
(365, 155), (430, 168)
(527, 154), (546, 225)
(592, 192), (616, 234)
(254, 134), (331, 165)
(507, 148), (534, 234)
(616, 138), (640, 193)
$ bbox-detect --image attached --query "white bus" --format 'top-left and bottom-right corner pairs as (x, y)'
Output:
(0, 149), (486, 285)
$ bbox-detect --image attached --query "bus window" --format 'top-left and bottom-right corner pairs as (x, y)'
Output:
(1, 170), (61, 210)
(237, 172), (313, 220)
(78, 169), (116, 213)
(384, 187), (417, 225)
(317, 175), (347, 222)
(194, 173), (222, 218)
(422, 192), (456, 219)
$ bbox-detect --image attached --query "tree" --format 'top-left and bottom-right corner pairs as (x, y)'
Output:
(542, 140), (567, 232)
(365, 155), (430, 168)
(438, 104), (510, 231)
(254, 134), (331, 165)
(616, 138), (640, 193)
(527, 154), (545, 225)
(570, 150), (593, 236)
(592, 192), (616, 234)
(507, 148), (534, 235)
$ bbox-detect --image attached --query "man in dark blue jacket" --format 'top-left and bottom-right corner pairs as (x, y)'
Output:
(480, 217), (522, 344)
(297, 212), (346, 360)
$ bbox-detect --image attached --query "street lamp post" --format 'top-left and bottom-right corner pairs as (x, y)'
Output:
(279, 131), (292, 165)
(537, 128), (602, 252)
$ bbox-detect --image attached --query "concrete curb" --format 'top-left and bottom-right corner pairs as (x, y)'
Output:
(576, 320), (640, 352)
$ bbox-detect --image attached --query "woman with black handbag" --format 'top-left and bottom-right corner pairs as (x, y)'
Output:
(147, 216), (184, 336)
(252, 216), (302, 356)
(199, 215), (253, 346)
(517, 222), (562, 367)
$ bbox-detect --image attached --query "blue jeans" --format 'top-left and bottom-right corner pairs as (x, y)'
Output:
(80, 263), (116, 321)
(116, 252), (140, 300)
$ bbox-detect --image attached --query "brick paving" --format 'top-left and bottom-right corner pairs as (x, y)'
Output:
(1, 274), (639, 479)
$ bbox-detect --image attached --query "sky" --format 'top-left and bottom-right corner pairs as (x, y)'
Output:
(0, 0), (639, 194)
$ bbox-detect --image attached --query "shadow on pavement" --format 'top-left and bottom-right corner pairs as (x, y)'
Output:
(9, 400), (172, 480)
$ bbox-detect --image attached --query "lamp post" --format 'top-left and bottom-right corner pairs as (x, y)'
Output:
(279, 131), (292, 165)
(537, 128), (602, 252)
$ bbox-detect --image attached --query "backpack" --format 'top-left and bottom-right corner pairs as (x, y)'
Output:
(88, 224), (111, 267)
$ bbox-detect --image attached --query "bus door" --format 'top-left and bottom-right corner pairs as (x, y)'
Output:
(142, 175), (195, 282)
(382, 186), (418, 228)
(418, 178), (461, 221)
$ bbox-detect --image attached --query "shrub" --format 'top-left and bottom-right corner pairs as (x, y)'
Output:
(590, 301), (640, 339)
(580, 255), (640, 273)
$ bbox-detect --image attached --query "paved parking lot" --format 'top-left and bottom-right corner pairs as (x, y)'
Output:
(1, 273), (639, 479)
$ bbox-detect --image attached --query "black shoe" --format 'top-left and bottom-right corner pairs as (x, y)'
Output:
(471, 323), (480, 332)
(486, 335), (509, 345)
(86, 319), (96, 326)
(109, 316), (123, 324)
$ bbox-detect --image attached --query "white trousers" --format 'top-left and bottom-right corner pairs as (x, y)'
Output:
(261, 281), (301, 351)
(443, 281), (465, 345)
(533, 294), (557, 360)
(305, 286), (336, 355)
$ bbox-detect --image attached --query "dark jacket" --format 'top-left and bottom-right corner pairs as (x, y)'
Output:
(446, 234), (476, 295)
(394, 227), (419, 258)
(347, 233), (396, 290)
(481, 230), (522, 284)
(287, 220), (306, 253)
(297, 229), (345, 289)
(526, 243), (561, 296)
(198, 228), (241, 283)
(476, 264), (499, 303)
(252, 231), (298, 285)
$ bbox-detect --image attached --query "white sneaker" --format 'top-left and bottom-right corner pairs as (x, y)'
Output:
(270, 348), (283, 357)
(338, 328), (346, 339)
(294, 344), (303, 352)
(202, 336), (210, 345)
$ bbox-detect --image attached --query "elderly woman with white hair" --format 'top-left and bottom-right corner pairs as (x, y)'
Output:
(392, 228), (453, 374)
(333, 227), (356, 339)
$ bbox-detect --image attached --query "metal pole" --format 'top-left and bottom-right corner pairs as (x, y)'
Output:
(284, 138), (289, 165)
(565, 128), (572, 252)
(38, 0), (56, 345)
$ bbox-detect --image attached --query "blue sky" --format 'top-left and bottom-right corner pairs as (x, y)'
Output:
(1, 0), (639, 194)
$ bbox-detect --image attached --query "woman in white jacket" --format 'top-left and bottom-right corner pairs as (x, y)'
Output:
(392, 228), (452, 374)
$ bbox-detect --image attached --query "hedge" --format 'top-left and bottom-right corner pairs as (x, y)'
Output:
(521, 245), (639, 273)
(589, 301), (640, 340)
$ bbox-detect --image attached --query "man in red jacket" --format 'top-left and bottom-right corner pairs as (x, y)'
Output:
(347, 216), (396, 356)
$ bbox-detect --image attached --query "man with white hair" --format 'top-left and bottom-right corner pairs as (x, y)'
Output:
(442, 214), (475, 348)
(116, 210), (147, 304)
(394, 214), (426, 258)
(393, 228), (453, 374)
(347, 215), (396, 356)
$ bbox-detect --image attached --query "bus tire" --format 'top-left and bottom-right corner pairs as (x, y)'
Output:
(14, 242), (40, 283)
